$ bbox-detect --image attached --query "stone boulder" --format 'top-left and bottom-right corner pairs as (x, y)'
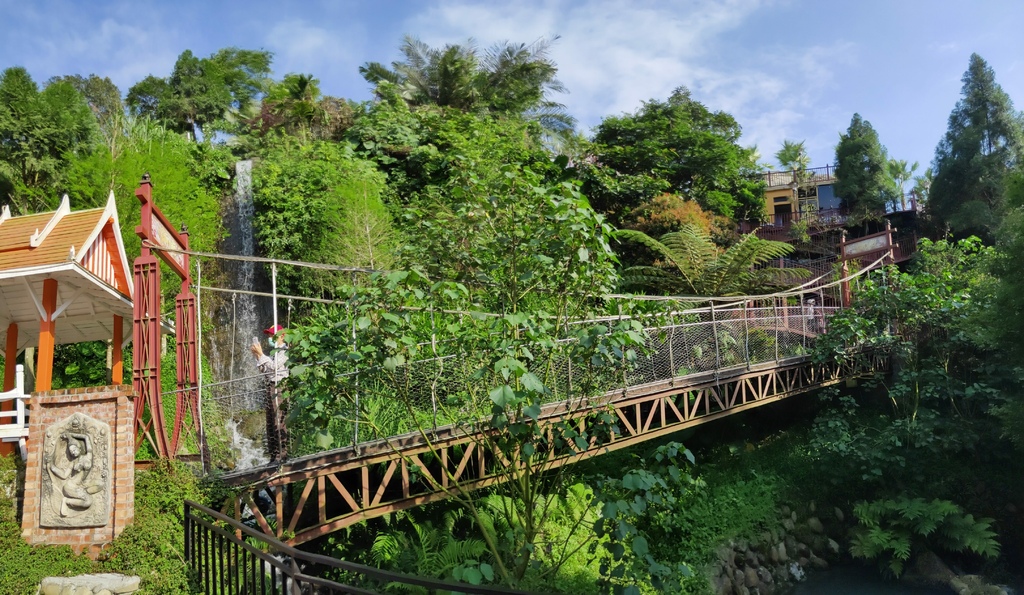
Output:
(39, 574), (140, 595)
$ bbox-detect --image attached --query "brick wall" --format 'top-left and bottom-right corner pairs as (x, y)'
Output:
(21, 385), (135, 557)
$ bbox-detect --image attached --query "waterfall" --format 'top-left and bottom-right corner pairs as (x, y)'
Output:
(204, 160), (273, 469)
(225, 418), (268, 469)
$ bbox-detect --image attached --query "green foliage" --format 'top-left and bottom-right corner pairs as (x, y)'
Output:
(101, 460), (205, 594)
(834, 113), (890, 220)
(127, 47), (272, 139)
(360, 35), (573, 136)
(285, 163), (644, 585)
(617, 225), (806, 296)
(51, 341), (110, 389)
(251, 140), (394, 298)
(850, 497), (999, 577)
(930, 54), (1023, 240)
(591, 443), (699, 593)
(581, 87), (765, 222)
(0, 66), (98, 212)
(370, 509), (491, 590)
(0, 456), (96, 595)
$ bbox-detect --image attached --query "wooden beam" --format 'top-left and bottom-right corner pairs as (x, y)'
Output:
(35, 279), (58, 391)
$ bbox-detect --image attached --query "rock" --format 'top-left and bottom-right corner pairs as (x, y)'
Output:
(777, 541), (789, 562)
(97, 591), (113, 595)
(40, 575), (141, 595)
(713, 573), (731, 595)
(807, 516), (825, 533)
(744, 566), (760, 588)
(717, 545), (736, 566)
(734, 569), (745, 588)
(809, 554), (829, 570)
(796, 541), (810, 557)
(744, 550), (757, 567)
(905, 551), (956, 586)
(791, 511), (798, 522)
(758, 567), (774, 584)
(834, 507), (844, 523)
(736, 586), (750, 595)
(827, 538), (840, 555)
(769, 545), (779, 564)
(782, 518), (795, 531)
(797, 556), (810, 568)
(781, 505), (791, 517)
(809, 500), (816, 513)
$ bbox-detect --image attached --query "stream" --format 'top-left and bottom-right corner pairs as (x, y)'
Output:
(792, 566), (967, 595)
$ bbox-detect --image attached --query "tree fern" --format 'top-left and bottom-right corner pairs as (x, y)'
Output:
(617, 224), (807, 296)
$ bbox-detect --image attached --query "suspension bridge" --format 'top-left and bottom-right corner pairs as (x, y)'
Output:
(198, 254), (889, 546)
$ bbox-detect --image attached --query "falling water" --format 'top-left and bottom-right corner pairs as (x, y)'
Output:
(204, 160), (273, 469)
(225, 418), (268, 469)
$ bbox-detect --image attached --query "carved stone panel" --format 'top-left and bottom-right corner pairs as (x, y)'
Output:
(40, 413), (111, 528)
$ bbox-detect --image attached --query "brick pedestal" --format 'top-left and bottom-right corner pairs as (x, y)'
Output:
(21, 385), (135, 557)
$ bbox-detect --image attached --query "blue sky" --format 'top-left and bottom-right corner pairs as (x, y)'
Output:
(2, 0), (1022, 172)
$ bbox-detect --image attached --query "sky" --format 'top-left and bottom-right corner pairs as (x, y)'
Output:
(2, 0), (1023, 172)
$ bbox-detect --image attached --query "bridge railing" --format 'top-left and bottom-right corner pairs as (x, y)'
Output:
(299, 295), (843, 455)
(184, 499), (533, 594)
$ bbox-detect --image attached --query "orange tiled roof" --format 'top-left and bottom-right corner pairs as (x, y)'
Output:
(0, 208), (106, 271)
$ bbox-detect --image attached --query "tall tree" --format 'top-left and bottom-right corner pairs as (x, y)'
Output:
(0, 67), (97, 212)
(834, 113), (889, 220)
(360, 35), (574, 134)
(127, 47), (272, 140)
(583, 87), (764, 222)
(46, 74), (123, 132)
(930, 54), (1023, 239)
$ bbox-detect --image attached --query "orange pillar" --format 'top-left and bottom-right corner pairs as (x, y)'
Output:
(35, 279), (58, 392)
(111, 315), (123, 385)
(0, 323), (16, 456)
(3, 323), (17, 391)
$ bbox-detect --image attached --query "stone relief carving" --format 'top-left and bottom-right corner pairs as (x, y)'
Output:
(40, 413), (110, 527)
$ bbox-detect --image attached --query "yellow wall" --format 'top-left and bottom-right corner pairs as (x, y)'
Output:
(765, 189), (794, 216)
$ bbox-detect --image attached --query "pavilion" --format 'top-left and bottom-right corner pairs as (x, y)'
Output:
(0, 193), (133, 456)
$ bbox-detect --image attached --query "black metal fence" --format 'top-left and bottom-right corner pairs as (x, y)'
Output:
(184, 500), (537, 594)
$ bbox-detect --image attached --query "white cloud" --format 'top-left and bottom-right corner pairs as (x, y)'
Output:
(400, 0), (852, 165)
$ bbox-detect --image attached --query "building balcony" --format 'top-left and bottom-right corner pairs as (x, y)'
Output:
(740, 208), (849, 241)
(760, 165), (837, 190)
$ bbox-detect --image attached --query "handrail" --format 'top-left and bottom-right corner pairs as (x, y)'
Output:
(184, 500), (537, 594)
(0, 365), (28, 460)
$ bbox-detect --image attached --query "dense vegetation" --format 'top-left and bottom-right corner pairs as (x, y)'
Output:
(1, 39), (1024, 594)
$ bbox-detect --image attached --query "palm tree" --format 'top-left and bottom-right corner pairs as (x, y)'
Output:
(888, 158), (919, 211)
(617, 225), (808, 296)
(775, 140), (811, 172)
(360, 35), (575, 135)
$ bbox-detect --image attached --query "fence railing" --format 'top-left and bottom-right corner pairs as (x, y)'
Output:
(760, 165), (836, 188)
(0, 364), (28, 460)
(740, 208), (849, 241)
(184, 500), (534, 594)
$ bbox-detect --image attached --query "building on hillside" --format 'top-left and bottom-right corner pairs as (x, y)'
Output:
(760, 165), (843, 227)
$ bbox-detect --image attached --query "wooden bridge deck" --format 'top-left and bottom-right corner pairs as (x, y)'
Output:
(222, 351), (886, 545)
